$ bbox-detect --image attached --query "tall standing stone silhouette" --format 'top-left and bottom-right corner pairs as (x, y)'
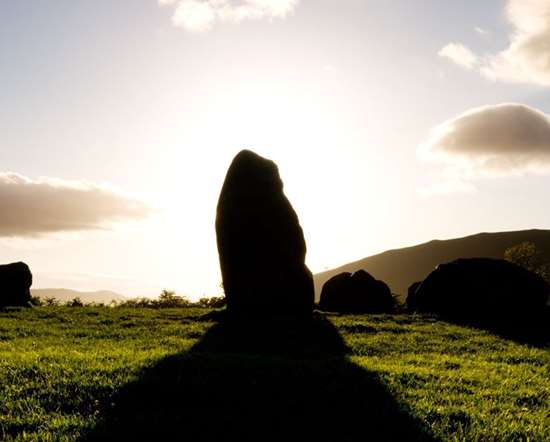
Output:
(216, 150), (314, 317)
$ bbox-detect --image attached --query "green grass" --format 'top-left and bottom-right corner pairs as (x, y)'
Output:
(0, 307), (548, 441)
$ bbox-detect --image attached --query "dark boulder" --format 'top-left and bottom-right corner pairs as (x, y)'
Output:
(319, 270), (394, 313)
(319, 272), (352, 312)
(0, 262), (32, 307)
(406, 281), (422, 312)
(411, 258), (549, 323)
(216, 150), (314, 318)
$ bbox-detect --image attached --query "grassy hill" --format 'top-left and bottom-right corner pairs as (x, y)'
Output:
(0, 306), (548, 441)
(31, 288), (127, 304)
(314, 229), (550, 301)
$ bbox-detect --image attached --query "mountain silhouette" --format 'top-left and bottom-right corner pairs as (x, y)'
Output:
(31, 288), (127, 304)
(314, 229), (550, 302)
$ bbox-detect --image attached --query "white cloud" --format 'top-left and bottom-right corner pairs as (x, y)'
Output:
(159, 0), (299, 32)
(172, 0), (217, 32)
(438, 43), (479, 70)
(440, 0), (550, 86)
(0, 173), (151, 238)
(481, 0), (550, 85)
(474, 26), (490, 36)
(419, 103), (550, 191)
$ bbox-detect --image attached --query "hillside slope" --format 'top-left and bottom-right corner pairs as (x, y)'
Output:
(314, 229), (550, 301)
(32, 288), (127, 304)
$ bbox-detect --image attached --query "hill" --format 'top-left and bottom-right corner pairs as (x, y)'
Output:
(31, 288), (127, 304)
(314, 229), (550, 301)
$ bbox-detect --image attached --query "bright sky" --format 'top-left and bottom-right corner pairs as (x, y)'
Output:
(1, 0), (550, 298)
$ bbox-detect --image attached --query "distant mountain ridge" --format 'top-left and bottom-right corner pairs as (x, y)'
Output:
(32, 288), (127, 304)
(313, 229), (550, 302)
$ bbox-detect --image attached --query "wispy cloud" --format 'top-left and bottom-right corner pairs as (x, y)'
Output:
(418, 103), (550, 193)
(438, 43), (479, 70)
(0, 173), (151, 238)
(440, 0), (550, 86)
(474, 26), (490, 36)
(159, 0), (299, 32)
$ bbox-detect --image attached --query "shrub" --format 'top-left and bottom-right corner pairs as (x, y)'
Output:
(156, 290), (190, 308)
(67, 297), (84, 307)
(197, 297), (226, 309)
(505, 241), (550, 285)
(117, 297), (155, 308)
(116, 290), (196, 309)
(44, 297), (59, 306)
(30, 296), (43, 306)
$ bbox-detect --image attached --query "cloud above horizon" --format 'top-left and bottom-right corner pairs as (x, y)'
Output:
(0, 173), (151, 238)
(440, 0), (550, 86)
(159, 0), (299, 32)
(438, 43), (479, 70)
(419, 103), (550, 193)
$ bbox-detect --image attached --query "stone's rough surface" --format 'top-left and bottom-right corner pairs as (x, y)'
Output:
(319, 270), (394, 313)
(410, 258), (550, 320)
(0, 262), (32, 307)
(319, 272), (352, 312)
(216, 150), (314, 317)
(406, 281), (422, 312)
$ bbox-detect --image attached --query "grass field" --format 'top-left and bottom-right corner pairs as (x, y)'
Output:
(0, 307), (548, 441)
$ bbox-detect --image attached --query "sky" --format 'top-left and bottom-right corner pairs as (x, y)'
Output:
(1, 0), (550, 298)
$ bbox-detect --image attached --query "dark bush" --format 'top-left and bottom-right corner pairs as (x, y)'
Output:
(30, 295), (43, 306)
(505, 241), (550, 284)
(116, 297), (155, 308)
(116, 291), (208, 309)
(67, 297), (84, 307)
(157, 290), (190, 308)
(43, 297), (59, 306)
(198, 297), (226, 309)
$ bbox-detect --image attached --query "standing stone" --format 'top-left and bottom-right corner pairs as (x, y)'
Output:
(0, 262), (32, 307)
(216, 150), (314, 318)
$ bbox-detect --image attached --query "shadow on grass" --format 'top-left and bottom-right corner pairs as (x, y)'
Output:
(82, 312), (437, 442)
(442, 306), (550, 348)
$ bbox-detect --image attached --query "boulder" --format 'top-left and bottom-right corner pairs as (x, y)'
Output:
(411, 258), (549, 322)
(0, 262), (32, 307)
(406, 281), (422, 312)
(319, 272), (352, 312)
(319, 270), (394, 313)
(216, 150), (314, 318)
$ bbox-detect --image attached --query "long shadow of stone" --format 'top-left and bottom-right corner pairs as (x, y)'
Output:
(450, 308), (550, 348)
(82, 313), (437, 442)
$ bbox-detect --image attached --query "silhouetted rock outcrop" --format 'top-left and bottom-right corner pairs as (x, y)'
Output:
(319, 270), (394, 313)
(410, 258), (549, 323)
(216, 150), (314, 318)
(406, 281), (422, 312)
(0, 262), (32, 307)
